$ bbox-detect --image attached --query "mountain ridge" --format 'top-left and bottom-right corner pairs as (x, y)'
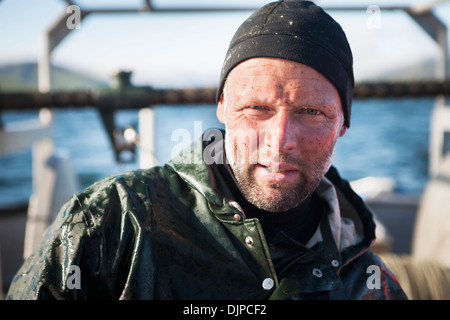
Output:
(0, 62), (109, 92)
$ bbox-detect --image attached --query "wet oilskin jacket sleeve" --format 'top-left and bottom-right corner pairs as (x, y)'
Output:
(6, 169), (155, 300)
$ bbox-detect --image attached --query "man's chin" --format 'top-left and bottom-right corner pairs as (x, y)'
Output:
(243, 187), (305, 213)
(232, 168), (310, 212)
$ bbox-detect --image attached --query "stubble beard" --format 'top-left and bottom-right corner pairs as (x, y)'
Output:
(225, 130), (337, 212)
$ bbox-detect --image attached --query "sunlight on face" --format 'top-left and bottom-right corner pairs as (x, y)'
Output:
(217, 58), (347, 212)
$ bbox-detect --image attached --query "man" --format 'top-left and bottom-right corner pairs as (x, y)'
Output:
(7, 1), (407, 299)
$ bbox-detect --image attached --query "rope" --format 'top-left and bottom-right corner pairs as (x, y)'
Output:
(1, 81), (450, 110)
(379, 253), (450, 300)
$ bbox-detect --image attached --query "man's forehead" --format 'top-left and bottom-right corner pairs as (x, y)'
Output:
(228, 58), (330, 81)
(226, 58), (340, 102)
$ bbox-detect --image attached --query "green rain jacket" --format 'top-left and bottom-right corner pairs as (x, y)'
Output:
(7, 129), (407, 300)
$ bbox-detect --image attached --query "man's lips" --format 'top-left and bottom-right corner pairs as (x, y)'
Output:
(257, 162), (299, 173)
(255, 162), (300, 184)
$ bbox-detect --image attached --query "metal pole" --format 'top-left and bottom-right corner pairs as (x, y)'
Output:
(139, 108), (157, 168)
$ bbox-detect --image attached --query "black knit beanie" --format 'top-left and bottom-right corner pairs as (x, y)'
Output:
(217, 0), (354, 127)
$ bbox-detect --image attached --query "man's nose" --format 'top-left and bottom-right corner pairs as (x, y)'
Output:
(272, 109), (297, 152)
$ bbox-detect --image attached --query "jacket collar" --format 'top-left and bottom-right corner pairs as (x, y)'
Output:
(166, 128), (226, 206)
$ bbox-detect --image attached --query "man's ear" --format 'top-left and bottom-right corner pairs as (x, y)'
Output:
(216, 94), (226, 124)
(339, 124), (348, 137)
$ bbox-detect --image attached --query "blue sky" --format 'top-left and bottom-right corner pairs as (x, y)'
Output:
(0, 0), (449, 88)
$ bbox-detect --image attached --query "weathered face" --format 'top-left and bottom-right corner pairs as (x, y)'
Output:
(217, 57), (347, 212)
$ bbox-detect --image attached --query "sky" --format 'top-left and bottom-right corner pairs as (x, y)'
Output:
(0, 0), (449, 88)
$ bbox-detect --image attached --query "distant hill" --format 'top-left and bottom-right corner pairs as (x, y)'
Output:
(0, 58), (440, 93)
(0, 62), (109, 92)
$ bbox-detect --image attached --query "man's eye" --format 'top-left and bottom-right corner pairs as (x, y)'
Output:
(248, 106), (267, 110)
(304, 108), (321, 115)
